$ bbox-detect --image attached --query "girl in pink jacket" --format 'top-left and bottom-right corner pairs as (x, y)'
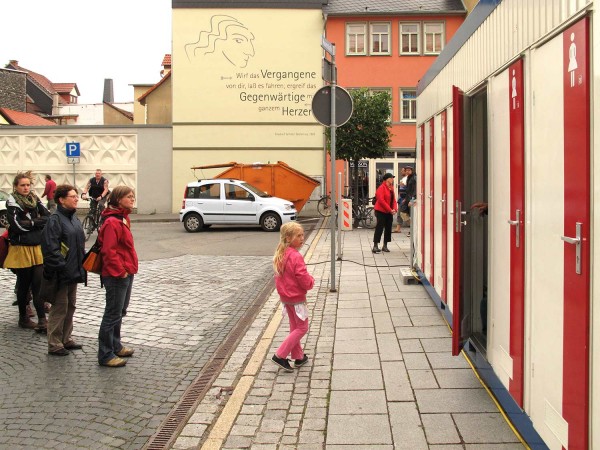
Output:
(271, 222), (315, 372)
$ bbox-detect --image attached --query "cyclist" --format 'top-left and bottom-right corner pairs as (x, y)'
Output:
(83, 169), (109, 216)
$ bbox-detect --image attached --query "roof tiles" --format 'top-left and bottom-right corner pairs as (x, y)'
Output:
(0, 107), (57, 126)
(324, 0), (466, 14)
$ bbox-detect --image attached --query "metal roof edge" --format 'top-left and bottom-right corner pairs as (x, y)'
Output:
(417, 0), (503, 96)
(326, 11), (467, 17)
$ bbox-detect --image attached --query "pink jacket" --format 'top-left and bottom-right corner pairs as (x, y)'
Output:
(275, 247), (314, 305)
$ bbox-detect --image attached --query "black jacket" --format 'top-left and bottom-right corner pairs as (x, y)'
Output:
(405, 174), (417, 200)
(41, 205), (86, 285)
(6, 194), (50, 246)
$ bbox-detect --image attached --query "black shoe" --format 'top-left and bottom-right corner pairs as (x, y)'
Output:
(382, 245), (390, 252)
(294, 354), (309, 368)
(271, 354), (294, 372)
(48, 348), (70, 356)
(372, 244), (381, 253)
(64, 341), (83, 350)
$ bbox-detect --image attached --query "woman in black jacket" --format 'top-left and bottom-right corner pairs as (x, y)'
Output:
(3, 171), (49, 329)
(41, 184), (86, 356)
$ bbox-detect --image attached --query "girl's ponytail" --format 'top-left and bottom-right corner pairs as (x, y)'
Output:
(273, 222), (304, 276)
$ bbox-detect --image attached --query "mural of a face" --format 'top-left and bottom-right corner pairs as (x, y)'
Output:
(220, 25), (255, 67)
(185, 15), (256, 68)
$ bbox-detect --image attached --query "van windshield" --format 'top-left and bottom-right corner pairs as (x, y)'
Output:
(241, 183), (271, 198)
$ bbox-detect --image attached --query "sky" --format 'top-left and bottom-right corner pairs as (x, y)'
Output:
(0, 0), (172, 104)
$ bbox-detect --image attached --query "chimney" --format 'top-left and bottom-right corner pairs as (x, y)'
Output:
(103, 78), (114, 103)
(52, 93), (60, 115)
(8, 60), (18, 67)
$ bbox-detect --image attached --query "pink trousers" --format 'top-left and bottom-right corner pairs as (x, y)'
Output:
(276, 304), (309, 360)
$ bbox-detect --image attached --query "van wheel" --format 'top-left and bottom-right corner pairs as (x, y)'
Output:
(260, 212), (281, 232)
(0, 211), (7, 228)
(183, 213), (203, 232)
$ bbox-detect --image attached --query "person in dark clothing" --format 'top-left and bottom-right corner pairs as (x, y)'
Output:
(41, 184), (86, 356)
(399, 168), (417, 236)
(83, 169), (109, 217)
(372, 173), (397, 253)
(3, 171), (50, 329)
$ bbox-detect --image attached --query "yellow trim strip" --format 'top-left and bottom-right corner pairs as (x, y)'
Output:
(200, 223), (325, 449)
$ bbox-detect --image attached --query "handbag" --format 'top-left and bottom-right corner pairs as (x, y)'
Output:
(39, 273), (58, 304)
(0, 231), (8, 268)
(82, 240), (102, 274)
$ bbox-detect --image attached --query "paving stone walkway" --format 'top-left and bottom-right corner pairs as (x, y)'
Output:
(174, 227), (525, 449)
(0, 254), (272, 449)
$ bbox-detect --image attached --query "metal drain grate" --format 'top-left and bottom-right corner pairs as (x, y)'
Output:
(142, 277), (275, 450)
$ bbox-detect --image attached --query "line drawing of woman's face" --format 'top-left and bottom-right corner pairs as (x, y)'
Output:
(220, 25), (255, 67)
(185, 15), (256, 68)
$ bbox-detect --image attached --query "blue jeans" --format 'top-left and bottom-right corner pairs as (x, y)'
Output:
(98, 275), (133, 364)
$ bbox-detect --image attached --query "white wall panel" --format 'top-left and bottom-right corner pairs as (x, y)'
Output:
(433, 114), (443, 293)
(446, 107), (454, 313)
(487, 70), (512, 391)
(591, 2), (600, 446)
(528, 35), (565, 450)
(424, 121), (432, 280)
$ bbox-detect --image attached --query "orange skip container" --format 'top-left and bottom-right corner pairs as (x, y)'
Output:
(191, 161), (320, 213)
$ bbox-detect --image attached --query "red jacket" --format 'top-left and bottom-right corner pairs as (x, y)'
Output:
(275, 247), (314, 304)
(374, 182), (397, 214)
(98, 207), (138, 278)
(42, 179), (56, 200)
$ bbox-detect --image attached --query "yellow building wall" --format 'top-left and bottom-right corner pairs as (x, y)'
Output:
(463, 0), (479, 13)
(172, 8), (324, 212)
(146, 76), (172, 124)
(103, 104), (133, 125)
(133, 85), (152, 124)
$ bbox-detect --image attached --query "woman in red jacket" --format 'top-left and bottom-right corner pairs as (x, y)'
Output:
(97, 186), (138, 368)
(372, 173), (398, 253)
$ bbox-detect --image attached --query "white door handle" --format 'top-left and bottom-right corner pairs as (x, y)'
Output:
(455, 201), (467, 231)
(561, 222), (582, 274)
(507, 209), (521, 248)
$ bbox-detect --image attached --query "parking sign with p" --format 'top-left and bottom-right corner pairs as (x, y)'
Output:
(66, 142), (80, 157)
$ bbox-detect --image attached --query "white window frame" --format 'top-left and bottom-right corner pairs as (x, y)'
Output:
(423, 22), (445, 55)
(399, 22), (420, 55)
(369, 22), (391, 55)
(346, 22), (367, 55)
(400, 88), (417, 122)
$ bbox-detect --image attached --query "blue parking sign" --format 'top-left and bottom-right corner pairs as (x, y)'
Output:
(66, 142), (80, 157)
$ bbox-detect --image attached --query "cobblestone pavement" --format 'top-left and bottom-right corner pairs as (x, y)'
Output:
(171, 228), (526, 449)
(0, 254), (273, 449)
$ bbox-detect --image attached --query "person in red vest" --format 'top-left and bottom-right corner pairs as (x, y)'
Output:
(42, 174), (57, 212)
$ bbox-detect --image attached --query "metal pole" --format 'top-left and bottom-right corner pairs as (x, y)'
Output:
(73, 163), (76, 188)
(337, 171), (342, 259)
(409, 202), (415, 268)
(329, 45), (337, 292)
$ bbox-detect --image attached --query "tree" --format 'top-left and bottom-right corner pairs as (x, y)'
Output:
(327, 88), (392, 221)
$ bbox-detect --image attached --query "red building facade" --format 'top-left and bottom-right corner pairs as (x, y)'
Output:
(323, 1), (466, 197)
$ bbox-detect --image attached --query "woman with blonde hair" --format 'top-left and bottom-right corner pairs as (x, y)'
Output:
(271, 222), (314, 372)
(3, 171), (50, 330)
(97, 186), (138, 368)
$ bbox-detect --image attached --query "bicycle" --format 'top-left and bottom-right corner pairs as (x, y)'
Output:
(81, 193), (104, 241)
(317, 194), (376, 228)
